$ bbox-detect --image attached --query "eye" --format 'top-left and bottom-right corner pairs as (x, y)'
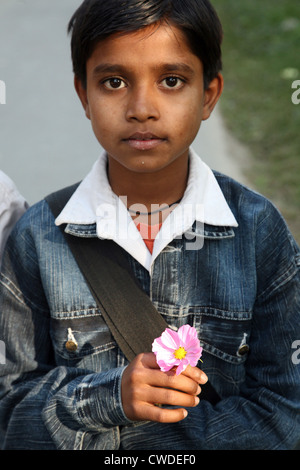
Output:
(161, 76), (185, 89)
(103, 77), (127, 90)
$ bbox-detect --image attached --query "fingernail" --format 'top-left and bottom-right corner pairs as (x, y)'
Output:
(200, 372), (208, 383)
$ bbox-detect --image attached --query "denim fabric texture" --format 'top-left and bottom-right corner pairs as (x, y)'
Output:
(0, 172), (299, 450)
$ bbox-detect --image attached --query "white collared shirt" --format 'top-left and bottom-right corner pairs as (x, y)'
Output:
(56, 148), (238, 273)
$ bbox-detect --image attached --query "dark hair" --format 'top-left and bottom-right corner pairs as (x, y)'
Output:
(68, 0), (223, 89)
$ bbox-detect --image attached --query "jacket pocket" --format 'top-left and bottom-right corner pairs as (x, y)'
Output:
(49, 311), (120, 370)
(194, 307), (252, 397)
(158, 305), (252, 397)
(158, 305), (252, 364)
(195, 307), (252, 365)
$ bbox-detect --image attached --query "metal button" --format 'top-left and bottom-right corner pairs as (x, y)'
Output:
(65, 328), (78, 352)
(65, 340), (78, 352)
(238, 344), (249, 356)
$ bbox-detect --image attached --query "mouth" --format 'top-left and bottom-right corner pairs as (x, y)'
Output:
(123, 132), (166, 151)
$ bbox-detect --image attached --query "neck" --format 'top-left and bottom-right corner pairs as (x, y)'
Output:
(107, 153), (189, 211)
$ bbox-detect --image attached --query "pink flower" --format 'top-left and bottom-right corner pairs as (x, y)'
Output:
(152, 324), (203, 375)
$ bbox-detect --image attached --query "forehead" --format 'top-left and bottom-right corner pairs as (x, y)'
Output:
(86, 23), (203, 76)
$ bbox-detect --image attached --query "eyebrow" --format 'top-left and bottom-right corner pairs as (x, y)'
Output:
(92, 62), (195, 78)
(93, 64), (126, 77)
(157, 63), (195, 76)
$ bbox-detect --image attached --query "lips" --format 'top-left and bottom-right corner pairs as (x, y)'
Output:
(128, 132), (161, 141)
(123, 132), (166, 151)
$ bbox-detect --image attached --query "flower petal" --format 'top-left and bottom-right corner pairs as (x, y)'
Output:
(159, 328), (180, 350)
(153, 343), (175, 362)
(156, 357), (178, 372)
(178, 324), (198, 349)
(186, 348), (202, 367)
(152, 336), (167, 353)
(176, 358), (189, 375)
(178, 324), (193, 341)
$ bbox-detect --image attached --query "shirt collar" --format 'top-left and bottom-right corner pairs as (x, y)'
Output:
(55, 149), (238, 271)
(182, 147), (238, 226)
(56, 148), (237, 226)
(55, 153), (115, 226)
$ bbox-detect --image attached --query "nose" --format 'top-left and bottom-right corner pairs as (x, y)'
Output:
(125, 84), (160, 122)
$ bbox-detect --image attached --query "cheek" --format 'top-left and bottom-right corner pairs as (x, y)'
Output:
(176, 102), (203, 140)
(89, 104), (114, 141)
(169, 91), (203, 127)
(87, 92), (116, 131)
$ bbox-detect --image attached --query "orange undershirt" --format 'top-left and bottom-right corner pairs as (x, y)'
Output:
(134, 221), (162, 254)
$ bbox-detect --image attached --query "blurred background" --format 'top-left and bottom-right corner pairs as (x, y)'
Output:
(0, 0), (99, 202)
(0, 0), (299, 242)
(212, 0), (300, 242)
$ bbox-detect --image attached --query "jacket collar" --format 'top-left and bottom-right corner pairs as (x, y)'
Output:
(64, 221), (236, 240)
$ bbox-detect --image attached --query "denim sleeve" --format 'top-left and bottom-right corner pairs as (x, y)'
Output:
(204, 201), (300, 450)
(200, 234), (300, 450)
(0, 217), (131, 450)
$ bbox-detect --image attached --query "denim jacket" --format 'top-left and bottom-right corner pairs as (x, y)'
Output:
(0, 171), (299, 450)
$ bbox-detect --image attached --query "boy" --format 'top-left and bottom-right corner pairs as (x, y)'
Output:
(0, 0), (299, 450)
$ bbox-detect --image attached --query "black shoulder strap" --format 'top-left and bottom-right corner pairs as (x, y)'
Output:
(45, 184), (168, 360)
(45, 185), (220, 405)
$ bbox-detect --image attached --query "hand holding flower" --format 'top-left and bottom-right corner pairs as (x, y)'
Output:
(121, 349), (207, 424)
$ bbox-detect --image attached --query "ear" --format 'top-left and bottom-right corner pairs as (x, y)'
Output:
(202, 73), (224, 121)
(74, 76), (91, 120)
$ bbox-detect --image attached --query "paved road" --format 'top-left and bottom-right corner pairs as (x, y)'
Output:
(0, 0), (248, 205)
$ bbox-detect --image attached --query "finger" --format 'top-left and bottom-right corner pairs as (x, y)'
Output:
(181, 365), (208, 385)
(136, 403), (189, 424)
(138, 352), (162, 369)
(144, 368), (201, 396)
(131, 353), (205, 396)
(146, 387), (200, 408)
(140, 353), (208, 386)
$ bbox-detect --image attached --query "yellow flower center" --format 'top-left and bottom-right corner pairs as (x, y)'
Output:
(174, 346), (187, 360)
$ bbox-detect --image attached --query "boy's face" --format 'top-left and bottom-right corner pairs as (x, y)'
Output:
(75, 23), (222, 176)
